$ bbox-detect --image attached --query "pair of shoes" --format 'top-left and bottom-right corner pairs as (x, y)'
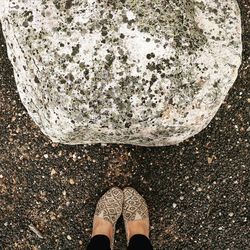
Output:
(92, 187), (149, 250)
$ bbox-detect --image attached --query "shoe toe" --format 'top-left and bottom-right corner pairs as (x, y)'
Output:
(95, 187), (124, 225)
(123, 187), (149, 221)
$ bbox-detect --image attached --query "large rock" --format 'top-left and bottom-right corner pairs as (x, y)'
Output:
(0, 0), (242, 146)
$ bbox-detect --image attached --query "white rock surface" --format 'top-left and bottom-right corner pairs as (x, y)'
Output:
(0, 0), (242, 146)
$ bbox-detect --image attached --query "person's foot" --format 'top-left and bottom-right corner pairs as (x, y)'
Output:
(123, 187), (150, 242)
(92, 187), (123, 249)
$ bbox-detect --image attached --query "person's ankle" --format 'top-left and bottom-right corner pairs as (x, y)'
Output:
(127, 220), (149, 240)
(92, 229), (112, 239)
(92, 218), (113, 240)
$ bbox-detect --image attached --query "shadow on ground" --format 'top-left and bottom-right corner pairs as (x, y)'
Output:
(0, 1), (249, 249)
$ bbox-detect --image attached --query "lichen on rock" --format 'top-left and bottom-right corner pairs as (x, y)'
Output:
(0, 0), (242, 146)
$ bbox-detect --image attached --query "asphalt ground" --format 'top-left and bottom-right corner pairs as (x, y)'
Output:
(0, 1), (249, 249)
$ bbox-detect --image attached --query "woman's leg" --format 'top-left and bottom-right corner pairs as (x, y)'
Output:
(123, 187), (154, 250)
(128, 234), (153, 250)
(86, 187), (123, 250)
(87, 235), (111, 250)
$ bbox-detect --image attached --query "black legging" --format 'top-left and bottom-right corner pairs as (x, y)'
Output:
(87, 234), (153, 250)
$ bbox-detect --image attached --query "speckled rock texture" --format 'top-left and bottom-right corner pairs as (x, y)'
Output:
(0, 0), (242, 146)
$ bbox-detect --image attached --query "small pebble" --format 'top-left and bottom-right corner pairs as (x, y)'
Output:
(67, 235), (72, 240)
(69, 178), (75, 185)
(51, 169), (56, 176)
(50, 215), (56, 220)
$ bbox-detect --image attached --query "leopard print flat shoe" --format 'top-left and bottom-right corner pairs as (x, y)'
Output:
(93, 187), (123, 250)
(123, 187), (150, 244)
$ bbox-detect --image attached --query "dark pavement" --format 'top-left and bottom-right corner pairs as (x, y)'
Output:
(0, 1), (249, 249)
